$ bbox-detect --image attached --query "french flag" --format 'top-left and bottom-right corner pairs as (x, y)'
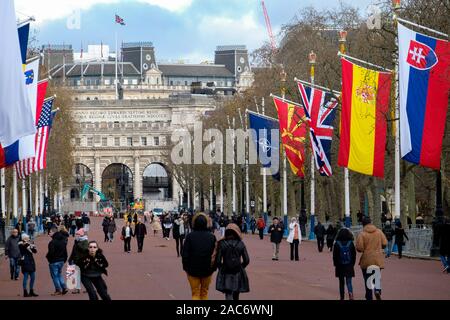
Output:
(399, 23), (450, 170)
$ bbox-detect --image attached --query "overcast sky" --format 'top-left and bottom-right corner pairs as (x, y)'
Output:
(15, 0), (374, 63)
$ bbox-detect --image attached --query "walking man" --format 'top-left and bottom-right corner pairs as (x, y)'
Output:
(382, 221), (395, 258)
(314, 221), (326, 252)
(134, 218), (147, 253)
(268, 217), (283, 261)
(5, 229), (21, 280)
(46, 228), (69, 295)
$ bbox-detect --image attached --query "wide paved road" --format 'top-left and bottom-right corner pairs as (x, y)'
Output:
(0, 217), (449, 300)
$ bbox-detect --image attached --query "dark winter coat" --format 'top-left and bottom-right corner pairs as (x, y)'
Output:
(107, 220), (117, 233)
(182, 213), (216, 278)
(332, 240), (356, 278)
(102, 218), (110, 233)
(394, 227), (409, 245)
(5, 235), (21, 258)
(134, 223), (147, 238)
(79, 249), (109, 277)
(382, 225), (395, 241)
(215, 231), (250, 294)
(172, 220), (185, 239)
(326, 225), (337, 241)
(314, 224), (326, 239)
(82, 216), (90, 224)
(46, 232), (68, 264)
(15, 222), (25, 234)
(68, 238), (89, 265)
(18, 242), (37, 273)
(268, 223), (284, 244)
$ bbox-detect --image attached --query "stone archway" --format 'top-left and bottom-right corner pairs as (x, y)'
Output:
(143, 163), (172, 201)
(71, 163), (94, 200)
(102, 163), (134, 211)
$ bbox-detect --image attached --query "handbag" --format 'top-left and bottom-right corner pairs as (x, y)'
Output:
(120, 234), (124, 241)
(17, 256), (25, 266)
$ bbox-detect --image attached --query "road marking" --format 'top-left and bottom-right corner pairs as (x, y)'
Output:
(169, 293), (175, 299)
(146, 273), (152, 278)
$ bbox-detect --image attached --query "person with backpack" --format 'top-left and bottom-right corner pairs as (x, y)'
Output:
(268, 217), (283, 261)
(394, 222), (409, 259)
(182, 213), (216, 300)
(333, 228), (356, 300)
(326, 223), (337, 252)
(287, 217), (301, 261)
(314, 221), (326, 252)
(256, 216), (266, 240)
(214, 223), (250, 300)
(382, 221), (395, 258)
(18, 234), (38, 297)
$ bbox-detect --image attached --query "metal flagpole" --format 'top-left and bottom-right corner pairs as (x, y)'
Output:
(339, 30), (352, 227)
(13, 168), (18, 225)
(262, 97), (268, 224)
(29, 176), (32, 218)
(309, 51), (316, 240)
(34, 174), (38, 219)
(22, 179), (27, 226)
(245, 114), (250, 219)
(1, 169), (5, 219)
(209, 176), (213, 212)
(220, 163), (224, 213)
(115, 30), (118, 100)
(393, 5), (401, 222)
(280, 69), (288, 235)
(232, 118), (236, 215)
(39, 173), (43, 230)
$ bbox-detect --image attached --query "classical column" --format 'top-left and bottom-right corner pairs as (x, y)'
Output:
(133, 156), (142, 200)
(94, 156), (102, 201)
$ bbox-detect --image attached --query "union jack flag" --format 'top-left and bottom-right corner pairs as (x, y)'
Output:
(15, 98), (57, 179)
(115, 14), (125, 25)
(297, 82), (338, 176)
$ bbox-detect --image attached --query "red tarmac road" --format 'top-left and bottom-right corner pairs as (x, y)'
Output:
(0, 217), (449, 300)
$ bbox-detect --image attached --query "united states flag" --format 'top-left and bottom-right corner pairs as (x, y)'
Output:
(298, 82), (338, 176)
(15, 98), (56, 179)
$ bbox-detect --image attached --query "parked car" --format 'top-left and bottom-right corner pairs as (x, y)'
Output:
(153, 208), (164, 216)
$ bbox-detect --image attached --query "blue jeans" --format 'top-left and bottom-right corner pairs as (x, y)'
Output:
(440, 255), (450, 270)
(338, 276), (353, 299)
(385, 240), (393, 257)
(49, 261), (66, 291)
(9, 258), (20, 279)
(23, 272), (35, 290)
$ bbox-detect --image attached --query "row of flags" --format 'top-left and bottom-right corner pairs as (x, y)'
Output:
(249, 21), (449, 179)
(0, 0), (57, 179)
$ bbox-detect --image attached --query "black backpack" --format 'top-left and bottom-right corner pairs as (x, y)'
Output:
(223, 241), (242, 274)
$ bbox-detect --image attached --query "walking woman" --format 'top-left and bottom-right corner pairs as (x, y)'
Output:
(78, 241), (111, 300)
(394, 222), (409, 259)
(18, 234), (38, 297)
(121, 221), (134, 253)
(215, 223), (250, 301)
(107, 216), (117, 242)
(182, 213), (216, 300)
(173, 214), (186, 257)
(287, 217), (302, 261)
(333, 228), (356, 300)
(151, 214), (162, 236)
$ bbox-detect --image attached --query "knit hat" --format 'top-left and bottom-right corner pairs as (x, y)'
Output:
(75, 229), (85, 236)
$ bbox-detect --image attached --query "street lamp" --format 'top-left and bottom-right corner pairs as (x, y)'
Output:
(339, 30), (348, 54)
(392, 0), (401, 10)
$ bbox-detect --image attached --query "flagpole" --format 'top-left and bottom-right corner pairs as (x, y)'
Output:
(209, 175), (213, 212)
(393, 6), (401, 222)
(39, 173), (43, 230)
(80, 41), (84, 85)
(232, 117), (237, 215)
(13, 168), (18, 226)
(34, 174), (38, 219)
(294, 78), (341, 95)
(281, 69), (288, 235)
(339, 30), (352, 227)
(238, 107), (250, 222)
(262, 97), (268, 225)
(338, 52), (393, 72)
(115, 28), (118, 100)
(29, 176), (32, 218)
(309, 51), (316, 240)
(1, 169), (5, 220)
(220, 163), (224, 213)
(22, 179), (27, 225)
(396, 17), (448, 37)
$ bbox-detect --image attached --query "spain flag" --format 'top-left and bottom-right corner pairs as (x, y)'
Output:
(273, 96), (308, 178)
(338, 58), (392, 178)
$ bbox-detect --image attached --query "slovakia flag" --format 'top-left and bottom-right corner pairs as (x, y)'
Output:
(399, 23), (450, 170)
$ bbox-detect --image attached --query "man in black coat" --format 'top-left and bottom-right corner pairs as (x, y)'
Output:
(438, 219), (450, 273)
(5, 229), (21, 280)
(134, 218), (147, 253)
(46, 230), (69, 295)
(314, 221), (326, 252)
(268, 217), (283, 261)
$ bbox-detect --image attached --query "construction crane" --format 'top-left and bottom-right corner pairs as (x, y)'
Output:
(80, 183), (114, 213)
(261, 0), (277, 57)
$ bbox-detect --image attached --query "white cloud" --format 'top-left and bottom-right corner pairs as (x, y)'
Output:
(137, 0), (193, 13)
(15, 0), (119, 24)
(197, 12), (269, 52)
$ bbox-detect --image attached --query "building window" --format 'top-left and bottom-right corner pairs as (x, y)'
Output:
(141, 137), (147, 146)
(87, 137), (93, 146)
(132, 79), (138, 85)
(154, 137), (159, 146)
(104, 79), (110, 85)
(102, 137), (107, 146)
(127, 137), (133, 146)
(185, 81), (188, 86)
(114, 121), (120, 128)
(115, 137), (120, 146)
(75, 138), (81, 146)
(170, 80), (173, 86)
